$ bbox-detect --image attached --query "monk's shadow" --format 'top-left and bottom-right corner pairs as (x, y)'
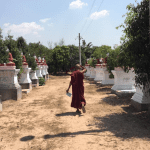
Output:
(56, 112), (83, 117)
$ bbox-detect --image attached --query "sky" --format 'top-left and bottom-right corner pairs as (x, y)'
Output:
(0, 0), (142, 49)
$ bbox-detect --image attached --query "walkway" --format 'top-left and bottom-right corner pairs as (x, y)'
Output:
(0, 75), (150, 150)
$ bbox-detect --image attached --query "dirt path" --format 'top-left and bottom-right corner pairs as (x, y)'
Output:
(0, 74), (150, 150)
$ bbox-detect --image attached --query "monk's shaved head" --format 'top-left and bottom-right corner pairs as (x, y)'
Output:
(75, 64), (81, 70)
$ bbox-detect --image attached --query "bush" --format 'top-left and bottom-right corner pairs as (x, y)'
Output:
(109, 72), (114, 78)
(87, 58), (97, 68)
(39, 77), (45, 86)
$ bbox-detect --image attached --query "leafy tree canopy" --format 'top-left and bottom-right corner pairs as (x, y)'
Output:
(25, 53), (37, 71)
(4, 34), (23, 72)
(0, 39), (9, 64)
(116, 0), (149, 91)
(16, 36), (28, 54)
(92, 45), (112, 59)
(107, 46), (121, 73)
(0, 28), (3, 39)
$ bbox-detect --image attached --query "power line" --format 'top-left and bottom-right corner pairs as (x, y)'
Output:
(82, 0), (105, 37)
(80, 0), (97, 34)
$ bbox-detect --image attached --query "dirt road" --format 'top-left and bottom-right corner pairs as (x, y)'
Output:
(0, 74), (150, 150)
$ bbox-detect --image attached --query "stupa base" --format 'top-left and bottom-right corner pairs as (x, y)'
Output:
(115, 90), (135, 98)
(131, 99), (149, 111)
(31, 79), (39, 87)
(20, 82), (32, 90)
(22, 89), (31, 94)
(46, 74), (49, 80)
(0, 86), (22, 101)
(101, 79), (114, 85)
(88, 78), (95, 81)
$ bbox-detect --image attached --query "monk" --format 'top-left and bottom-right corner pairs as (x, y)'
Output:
(66, 64), (87, 113)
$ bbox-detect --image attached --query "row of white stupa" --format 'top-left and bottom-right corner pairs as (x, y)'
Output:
(20, 55), (49, 90)
(31, 56), (49, 84)
(0, 53), (49, 104)
(84, 62), (150, 112)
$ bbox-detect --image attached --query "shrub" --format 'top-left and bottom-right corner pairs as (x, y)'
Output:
(39, 77), (45, 86)
(109, 72), (114, 78)
(87, 58), (97, 68)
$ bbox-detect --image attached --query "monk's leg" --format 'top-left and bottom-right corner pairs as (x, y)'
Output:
(76, 108), (81, 113)
(81, 102), (86, 113)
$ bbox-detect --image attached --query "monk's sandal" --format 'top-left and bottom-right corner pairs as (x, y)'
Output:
(82, 103), (86, 113)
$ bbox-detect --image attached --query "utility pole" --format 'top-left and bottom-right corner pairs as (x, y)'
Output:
(79, 33), (81, 65)
(76, 33), (83, 65)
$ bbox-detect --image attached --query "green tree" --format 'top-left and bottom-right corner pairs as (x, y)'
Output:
(25, 53), (37, 71)
(67, 45), (86, 70)
(67, 45), (79, 69)
(0, 39), (9, 64)
(0, 28), (9, 64)
(107, 46), (121, 74)
(51, 46), (63, 74)
(82, 42), (95, 59)
(28, 42), (40, 56)
(4, 34), (17, 51)
(92, 45), (112, 59)
(82, 40), (86, 48)
(61, 45), (70, 71)
(0, 28), (3, 39)
(44, 48), (53, 74)
(28, 42), (54, 74)
(4, 34), (23, 72)
(16, 36), (28, 54)
(116, 0), (149, 92)
(28, 42), (49, 58)
(87, 58), (97, 68)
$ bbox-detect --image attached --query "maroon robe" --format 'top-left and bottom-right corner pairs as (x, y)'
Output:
(70, 70), (86, 109)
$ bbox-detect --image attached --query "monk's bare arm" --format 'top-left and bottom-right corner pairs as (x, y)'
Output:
(80, 65), (87, 73)
(67, 81), (72, 92)
(69, 81), (72, 88)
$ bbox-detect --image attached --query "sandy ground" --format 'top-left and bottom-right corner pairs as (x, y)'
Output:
(0, 73), (150, 150)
